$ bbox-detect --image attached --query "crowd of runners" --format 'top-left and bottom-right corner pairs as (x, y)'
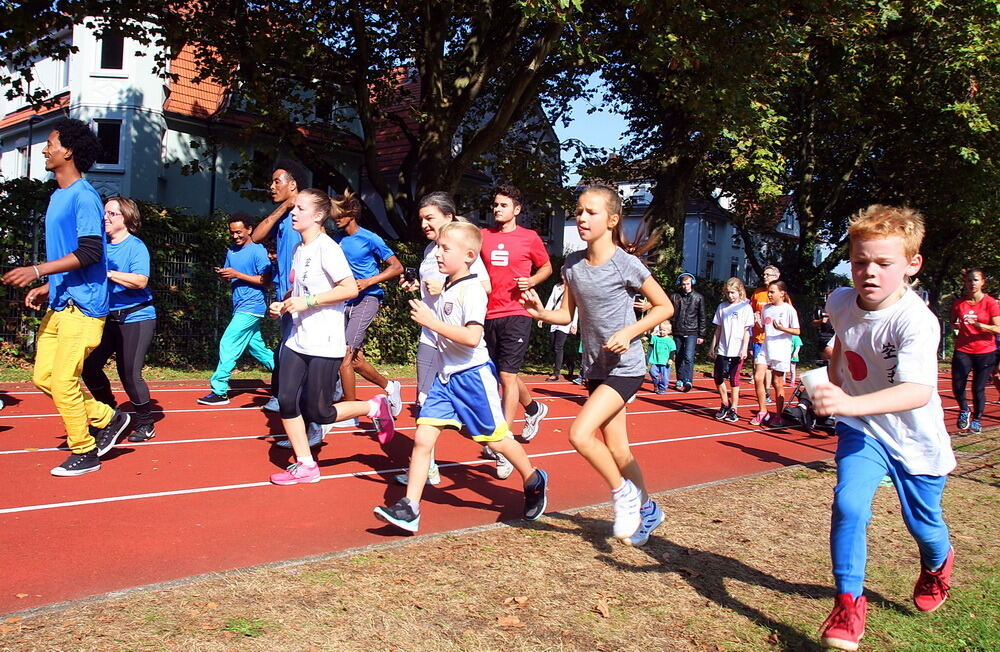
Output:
(2, 118), (999, 651)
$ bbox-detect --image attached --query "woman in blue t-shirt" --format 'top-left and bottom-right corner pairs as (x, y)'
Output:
(82, 197), (157, 442)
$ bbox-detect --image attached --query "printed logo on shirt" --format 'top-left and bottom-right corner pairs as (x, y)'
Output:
(764, 316), (773, 326)
(444, 301), (454, 315)
(491, 243), (509, 267)
(881, 342), (899, 384)
(845, 350), (868, 381)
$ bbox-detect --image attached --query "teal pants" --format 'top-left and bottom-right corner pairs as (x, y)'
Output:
(210, 312), (275, 395)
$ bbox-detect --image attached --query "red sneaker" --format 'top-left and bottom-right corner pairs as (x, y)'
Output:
(913, 547), (954, 612)
(820, 593), (867, 651)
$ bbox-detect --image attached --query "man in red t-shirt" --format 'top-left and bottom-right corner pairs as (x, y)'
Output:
(481, 185), (552, 443)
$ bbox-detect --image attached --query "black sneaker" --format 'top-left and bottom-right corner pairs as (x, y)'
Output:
(94, 409), (132, 457)
(50, 450), (100, 477)
(724, 408), (739, 423)
(714, 405), (730, 420)
(523, 468), (549, 521)
(374, 498), (421, 533)
(197, 392), (230, 406)
(128, 423), (156, 442)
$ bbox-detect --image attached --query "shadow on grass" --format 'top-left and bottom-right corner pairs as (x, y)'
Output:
(528, 511), (908, 652)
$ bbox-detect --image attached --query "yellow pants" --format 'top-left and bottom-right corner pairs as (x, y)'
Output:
(33, 306), (114, 454)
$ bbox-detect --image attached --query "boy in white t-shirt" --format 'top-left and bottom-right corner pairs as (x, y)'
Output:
(709, 277), (754, 422)
(810, 205), (955, 651)
(374, 222), (549, 533)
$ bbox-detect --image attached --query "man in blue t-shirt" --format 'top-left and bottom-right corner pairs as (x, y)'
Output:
(250, 159), (308, 411)
(199, 214), (275, 405)
(1, 118), (131, 476)
(332, 192), (404, 418)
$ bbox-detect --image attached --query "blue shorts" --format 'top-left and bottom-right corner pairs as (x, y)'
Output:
(417, 362), (510, 442)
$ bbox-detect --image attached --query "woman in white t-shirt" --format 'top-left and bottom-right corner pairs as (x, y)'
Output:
(394, 192), (492, 486)
(752, 280), (800, 426)
(267, 189), (395, 486)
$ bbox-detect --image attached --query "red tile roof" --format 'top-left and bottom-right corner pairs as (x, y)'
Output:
(163, 44), (228, 118)
(0, 92), (70, 130)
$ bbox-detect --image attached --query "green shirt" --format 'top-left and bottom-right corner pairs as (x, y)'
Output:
(791, 334), (803, 362)
(648, 334), (677, 365)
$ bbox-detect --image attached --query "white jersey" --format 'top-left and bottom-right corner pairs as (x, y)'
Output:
(827, 286), (955, 476)
(285, 233), (353, 358)
(432, 273), (490, 382)
(418, 241), (488, 347)
(762, 302), (799, 365)
(713, 300), (754, 357)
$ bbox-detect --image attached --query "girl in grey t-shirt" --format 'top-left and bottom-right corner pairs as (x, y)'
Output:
(522, 185), (673, 547)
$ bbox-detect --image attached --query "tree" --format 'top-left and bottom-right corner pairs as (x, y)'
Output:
(2, 1), (595, 238)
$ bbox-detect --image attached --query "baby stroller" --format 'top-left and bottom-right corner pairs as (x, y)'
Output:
(781, 383), (835, 434)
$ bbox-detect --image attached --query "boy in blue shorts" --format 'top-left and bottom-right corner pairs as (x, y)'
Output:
(198, 214), (275, 405)
(374, 221), (549, 533)
(810, 205), (955, 651)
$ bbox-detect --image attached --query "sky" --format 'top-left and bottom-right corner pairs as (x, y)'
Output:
(551, 74), (629, 185)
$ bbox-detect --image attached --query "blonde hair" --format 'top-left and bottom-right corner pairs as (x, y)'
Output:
(848, 204), (925, 259)
(299, 188), (332, 220)
(723, 277), (747, 301)
(439, 220), (482, 257)
(579, 184), (626, 248)
(331, 189), (361, 222)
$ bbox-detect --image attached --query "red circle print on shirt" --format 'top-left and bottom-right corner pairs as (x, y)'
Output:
(764, 317), (773, 326)
(844, 350), (868, 381)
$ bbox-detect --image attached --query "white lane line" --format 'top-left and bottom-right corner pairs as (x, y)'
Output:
(0, 388), (720, 420)
(0, 424), (798, 515)
(0, 405), (721, 455)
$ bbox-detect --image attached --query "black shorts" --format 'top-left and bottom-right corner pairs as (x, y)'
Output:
(585, 375), (645, 402)
(484, 315), (532, 374)
(713, 355), (744, 386)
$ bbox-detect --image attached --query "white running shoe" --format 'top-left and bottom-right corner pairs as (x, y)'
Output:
(386, 380), (403, 417)
(521, 401), (548, 442)
(625, 500), (664, 546)
(495, 452), (514, 480)
(481, 445), (498, 460)
(262, 396), (280, 412)
(394, 464), (441, 486)
(611, 480), (642, 539)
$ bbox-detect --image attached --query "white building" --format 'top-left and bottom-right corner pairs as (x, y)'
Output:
(559, 180), (749, 281)
(1, 24), (360, 218)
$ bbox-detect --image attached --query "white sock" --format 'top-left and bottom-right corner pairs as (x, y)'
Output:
(297, 455), (315, 466)
(402, 497), (420, 515)
(366, 399), (381, 417)
(612, 479), (628, 494)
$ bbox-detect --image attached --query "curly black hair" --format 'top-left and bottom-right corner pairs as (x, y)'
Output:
(273, 158), (309, 192)
(51, 118), (103, 173)
(493, 183), (523, 207)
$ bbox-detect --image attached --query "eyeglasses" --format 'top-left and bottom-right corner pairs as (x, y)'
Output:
(104, 211), (123, 217)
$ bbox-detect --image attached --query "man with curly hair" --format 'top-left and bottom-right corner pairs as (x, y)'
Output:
(2, 118), (131, 476)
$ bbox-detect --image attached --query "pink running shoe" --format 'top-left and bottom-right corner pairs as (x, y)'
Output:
(372, 394), (396, 445)
(749, 411), (768, 426)
(270, 462), (320, 485)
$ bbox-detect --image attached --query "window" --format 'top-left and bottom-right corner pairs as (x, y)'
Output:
(730, 257), (739, 279)
(705, 219), (716, 243)
(731, 226), (742, 248)
(95, 120), (122, 166)
(703, 255), (715, 279)
(17, 146), (29, 177)
(100, 32), (124, 70)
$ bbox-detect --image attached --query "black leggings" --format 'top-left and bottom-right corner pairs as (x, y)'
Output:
(550, 330), (576, 377)
(277, 347), (342, 424)
(952, 349), (996, 419)
(83, 318), (156, 426)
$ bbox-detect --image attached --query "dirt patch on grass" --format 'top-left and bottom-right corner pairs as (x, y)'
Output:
(3, 431), (997, 651)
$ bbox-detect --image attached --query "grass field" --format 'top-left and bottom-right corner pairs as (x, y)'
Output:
(2, 429), (996, 651)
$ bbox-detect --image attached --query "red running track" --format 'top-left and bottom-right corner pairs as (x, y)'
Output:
(0, 374), (994, 614)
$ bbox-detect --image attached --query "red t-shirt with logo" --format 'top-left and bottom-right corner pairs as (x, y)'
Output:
(480, 225), (549, 319)
(951, 294), (1000, 354)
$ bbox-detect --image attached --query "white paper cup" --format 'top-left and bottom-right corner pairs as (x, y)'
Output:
(799, 366), (830, 397)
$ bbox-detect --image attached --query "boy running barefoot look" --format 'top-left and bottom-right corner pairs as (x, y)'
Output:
(374, 222), (548, 533)
(811, 205), (955, 651)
